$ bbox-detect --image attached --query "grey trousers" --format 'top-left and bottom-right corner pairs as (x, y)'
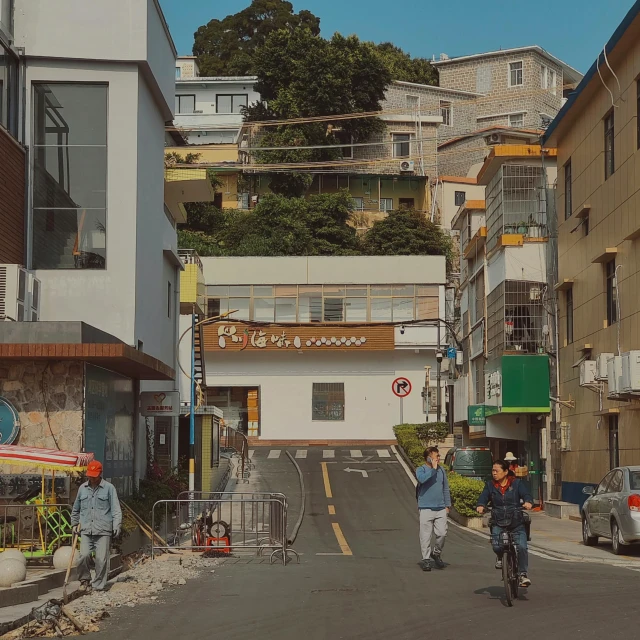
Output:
(77, 534), (111, 591)
(419, 509), (448, 560)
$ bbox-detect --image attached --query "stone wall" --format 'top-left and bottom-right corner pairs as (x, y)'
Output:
(0, 360), (84, 472)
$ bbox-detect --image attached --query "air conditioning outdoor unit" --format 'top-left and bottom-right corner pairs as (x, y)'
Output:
(579, 360), (596, 386)
(620, 351), (640, 394)
(399, 160), (415, 173)
(0, 264), (29, 322)
(487, 133), (502, 144)
(595, 352), (614, 381)
(607, 355), (623, 397)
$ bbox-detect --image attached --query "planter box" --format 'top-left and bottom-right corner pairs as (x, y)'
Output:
(449, 506), (484, 530)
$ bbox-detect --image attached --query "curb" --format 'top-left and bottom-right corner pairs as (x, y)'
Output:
(391, 443), (640, 570)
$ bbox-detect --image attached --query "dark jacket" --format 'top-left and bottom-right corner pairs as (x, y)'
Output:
(477, 477), (533, 528)
(416, 465), (451, 510)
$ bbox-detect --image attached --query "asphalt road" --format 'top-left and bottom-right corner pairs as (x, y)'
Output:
(96, 447), (639, 639)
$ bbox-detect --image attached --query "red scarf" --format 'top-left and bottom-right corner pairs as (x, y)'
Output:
(493, 475), (516, 495)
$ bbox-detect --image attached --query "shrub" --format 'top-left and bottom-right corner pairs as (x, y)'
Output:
(393, 423), (482, 519)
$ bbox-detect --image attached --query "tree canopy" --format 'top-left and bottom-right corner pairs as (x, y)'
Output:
(193, 0), (437, 84)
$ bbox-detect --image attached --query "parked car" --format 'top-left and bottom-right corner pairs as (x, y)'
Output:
(443, 447), (493, 481)
(581, 466), (640, 554)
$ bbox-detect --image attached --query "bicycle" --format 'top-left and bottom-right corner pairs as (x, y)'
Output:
(489, 508), (530, 607)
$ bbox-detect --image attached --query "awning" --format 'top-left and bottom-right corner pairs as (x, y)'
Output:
(0, 445), (94, 472)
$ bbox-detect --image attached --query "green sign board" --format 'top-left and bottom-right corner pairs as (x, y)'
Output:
(501, 355), (551, 412)
(468, 405), (486, 426)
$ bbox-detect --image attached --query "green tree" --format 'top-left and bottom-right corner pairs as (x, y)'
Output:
(193, 0), (320, 76)
(374, 43), (438, 86)
(362, 209), (454, 268)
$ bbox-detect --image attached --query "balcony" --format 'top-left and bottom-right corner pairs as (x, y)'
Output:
(164, 167), (218, 224)
(485, 165), (548, 253)
(178, 250), (205, 315)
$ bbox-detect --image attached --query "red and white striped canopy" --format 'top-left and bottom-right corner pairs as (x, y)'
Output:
(0, 445), (94, 471)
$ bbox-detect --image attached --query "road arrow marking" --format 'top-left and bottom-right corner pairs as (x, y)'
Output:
(344, 468), (368, 478)
(345, 456), (373, 463)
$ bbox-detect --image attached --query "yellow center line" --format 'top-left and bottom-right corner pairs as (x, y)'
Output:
(328, 505), (336, 515)
(321, 462), (333, 498)
(332, 523), (353, 556)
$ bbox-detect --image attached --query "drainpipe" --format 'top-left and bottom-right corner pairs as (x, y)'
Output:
(172, 268), (180, 469)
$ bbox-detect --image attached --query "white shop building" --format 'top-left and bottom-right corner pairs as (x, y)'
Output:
(198, 256), (447, 443)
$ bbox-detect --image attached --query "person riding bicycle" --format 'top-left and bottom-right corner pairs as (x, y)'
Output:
(476, 461), (533, 588)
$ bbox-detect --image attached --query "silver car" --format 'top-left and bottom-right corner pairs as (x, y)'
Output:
(581, 466), (640, 554)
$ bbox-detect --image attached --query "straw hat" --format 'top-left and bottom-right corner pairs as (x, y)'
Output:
(504, 452), (517, 462)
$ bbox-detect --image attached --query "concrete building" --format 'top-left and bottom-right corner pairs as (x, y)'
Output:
(0, 0), (206, 494)
(543, 0), (640, 504)
(195, 256), (447, 444)
(450, 145), (557, 502)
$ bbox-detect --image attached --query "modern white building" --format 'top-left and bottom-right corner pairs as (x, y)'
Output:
(0, 0), (190, 493)
(194, 256), (447, 443)
(174, 56), (259, 145)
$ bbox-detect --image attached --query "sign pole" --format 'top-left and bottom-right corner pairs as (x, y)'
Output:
(400, 397), (404, 425)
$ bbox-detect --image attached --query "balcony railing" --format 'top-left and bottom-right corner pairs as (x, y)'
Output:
(178, 249), (203, 271)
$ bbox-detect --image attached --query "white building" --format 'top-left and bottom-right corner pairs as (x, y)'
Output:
(0, 0), (186, 492)
(174, 56), (259, 145)
(194, 256), (447, 443)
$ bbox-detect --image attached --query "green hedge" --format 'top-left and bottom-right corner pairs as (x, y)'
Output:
(393, 423), (483, 519)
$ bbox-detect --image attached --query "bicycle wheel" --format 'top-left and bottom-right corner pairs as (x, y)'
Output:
(509, 550), (519, 600)
(502, 552), (513, 607)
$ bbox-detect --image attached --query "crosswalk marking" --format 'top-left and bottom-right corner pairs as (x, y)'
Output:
(268, 450), (281, 459)
(377, 449), (391, 458)
(350, 449), (363, 458)
(323, 450), (335, 458)
(295, 450), (307, 459)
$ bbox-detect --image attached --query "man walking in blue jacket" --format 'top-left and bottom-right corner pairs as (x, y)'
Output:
(416, 446), (451, 571)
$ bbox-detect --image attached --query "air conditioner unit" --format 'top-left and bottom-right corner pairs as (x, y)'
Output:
(399, 160), (415, 173)
(29, 273), (41, 322)
(579, 360), (596, 386)
(487, 133), (502, 145)
(607, 355), (623, 397)
(595, 352), (614, 381)
(620, 351), (640, 394)
(0, 264), (29, 322)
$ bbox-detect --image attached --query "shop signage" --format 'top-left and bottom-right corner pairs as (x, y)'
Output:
(140, 391), (180, 417)
(468, 404), (499, 426)
(204, 323), (395, 352)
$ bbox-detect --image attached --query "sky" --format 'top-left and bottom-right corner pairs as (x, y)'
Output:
(160, 0), (636, 74)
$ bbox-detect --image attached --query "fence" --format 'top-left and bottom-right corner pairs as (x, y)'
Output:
(221, 425), (251, 479)
(152, 493), (298, 565)
(0, 503), (73, 558)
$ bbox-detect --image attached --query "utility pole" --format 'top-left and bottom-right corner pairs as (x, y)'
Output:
(436, 321), (443, 422)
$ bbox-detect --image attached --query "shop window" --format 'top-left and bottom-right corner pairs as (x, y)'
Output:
(312, 383), (345, 421)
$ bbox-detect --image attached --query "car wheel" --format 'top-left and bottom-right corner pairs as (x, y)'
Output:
(582, 515), (598, 546)
(611, 520), (623, 555)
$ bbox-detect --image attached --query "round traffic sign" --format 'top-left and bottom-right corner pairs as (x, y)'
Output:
(392, 377), (412, 398)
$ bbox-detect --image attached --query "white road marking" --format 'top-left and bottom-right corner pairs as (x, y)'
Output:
(295, 449), (307, 459)
(248, 450), (255, 458)
(344, 467), (368, 478)
(350, 449), (363, 458)
(377, 449), (391, 458)
(323, 450), (335, 459)
(268, 450), (281, 459)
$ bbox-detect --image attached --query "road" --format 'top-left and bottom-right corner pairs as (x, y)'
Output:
(97, 447), (639, 639)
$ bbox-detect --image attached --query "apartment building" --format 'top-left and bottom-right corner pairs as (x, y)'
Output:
(543, 0), (640, 504)
(450, 145), (557, 502)
(197, 256), (446, 443)
(0, 0), (207, 492)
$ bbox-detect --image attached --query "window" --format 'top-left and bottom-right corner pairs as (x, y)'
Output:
(564, 159), (572, 219)
(392, 133), (411, 158)
(175, 94), (195, 114)
(566, 287), (573, 344)
(1, 42), (19, 136)
(455, 191), (466, 207)
(473, 357), (484, 403)
(335, 130), (353, 159)
(379, 198), (393, 212)
(604, 111), (615, 179)
(440, 100), (452, 126)
(476, 65), (492, 94)
(32, 83), (108, 269)
(508, 113), (524, 128)
(312, 383), (344, 421)
(216, 94), (248, 114)
(175, 67), (181, 79)
(583, 212), (590, 236)
(606, 260), (618, 326)
(323, 297), (344, 322)
(167, 282), (172, 318)
(509, 61), (523, 87)
(351, 197), (364, 211)
(398, 198), (415, 209)
(541, 65), (557, 95)
(609, 415), (619, 470)
(608, 469), (623, 493)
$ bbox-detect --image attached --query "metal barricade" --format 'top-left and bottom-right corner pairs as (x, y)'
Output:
(0, 503), (73, 559)
(151, 495), (299, 565)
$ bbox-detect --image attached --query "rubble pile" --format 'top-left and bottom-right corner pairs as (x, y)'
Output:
(6, 554), (219, 638)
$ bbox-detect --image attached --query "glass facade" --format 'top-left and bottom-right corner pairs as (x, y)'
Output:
(207, 284), (439, 323)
